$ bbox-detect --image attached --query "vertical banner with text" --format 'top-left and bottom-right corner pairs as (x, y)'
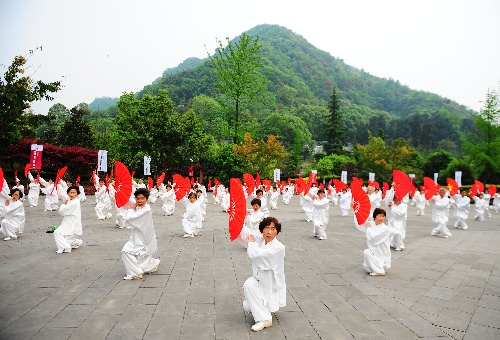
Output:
(98, 150), (108, 172)
(30, 144), (43, 170)
(434, 172), (439, 184)
(368, 172), (375, 182)
(341, 171), (347, 184)
(273, 169), (281, 183)
(144, 156), (151, 176)
(455, 171), (462, 187)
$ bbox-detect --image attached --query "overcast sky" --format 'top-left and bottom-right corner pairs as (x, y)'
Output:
(1, 0), (499, 114)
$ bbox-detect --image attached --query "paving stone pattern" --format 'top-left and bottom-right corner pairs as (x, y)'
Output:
(1, 194), (499, 339)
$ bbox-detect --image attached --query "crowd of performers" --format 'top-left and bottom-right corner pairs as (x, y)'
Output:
(1, 170), (500, 332)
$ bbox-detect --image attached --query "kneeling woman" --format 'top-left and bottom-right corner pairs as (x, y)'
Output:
(0, 188), (25, 241)
(54, 186), (83, 253)
(242, 217), (286, 332)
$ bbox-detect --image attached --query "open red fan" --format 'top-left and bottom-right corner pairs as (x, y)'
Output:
(469, 184), (478, 198)
(287, 177), (292, 185)
(157, 172), (165, 188)
(474, 180), (484, 193)
(263, 179), (271, 192)
(148, 177), (153, 189)
(228, 178), (246, 241)
(350, 179), (371, 225)
(488, 185), (497, 196)
(76, 175), (81, 184)
(368, 180), (380, 189)
(295, 177), (305, 195)
(114, 161), (133, 208)
(0, 167), (4, 187)
(51, 166), (68, 194)
(24, 164), (31, 178)
(393, 169), (412, 200)
(382, 182), (389, 199)
(243, 173), (255, 196)
(423, 177), (437, 200)
(333, 179), (348, 191)
(208, 179), (212, 191)
(255, 173), (261, 188)
(173, 174), (191, 201)
(446, 178), (459, 196)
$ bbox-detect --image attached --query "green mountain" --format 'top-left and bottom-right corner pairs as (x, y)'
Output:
(122, 24), (477, 151)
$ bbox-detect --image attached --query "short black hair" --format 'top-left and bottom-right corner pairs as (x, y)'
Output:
(372, 208), (386, 219)
(317, 189), (325, 195)
(134, 188), (150, 199)
(251, 198), (261, 207)
(10, 188), (23, 199)
(187, 191), (197, 199)
(259, 217), (281, 234)
(256, 189), (263, 195)
(67, 185), (79, 194)
(459, 188), (467, 193)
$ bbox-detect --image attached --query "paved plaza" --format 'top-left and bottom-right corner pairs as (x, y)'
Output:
(0, 193), (499, 339)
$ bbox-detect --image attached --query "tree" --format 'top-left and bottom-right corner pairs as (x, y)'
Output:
(57, 104), (95, 148)
(462, 88), (500, 182)
(207, 33), (268, 144)
(233, 133), (287, 178)
(38, 103), (70, 143)
(324, 87), (346, 155)
(423, 150), (454, 177)
(0, 48), (62, 149)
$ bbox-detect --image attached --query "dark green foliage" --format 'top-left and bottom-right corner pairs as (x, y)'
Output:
(423, 150), (454, 177)
(439, 159), (474, 185)
(57, 104), (95, 148)
(324, 87), (346, 154)
(88, 97), (118, 112)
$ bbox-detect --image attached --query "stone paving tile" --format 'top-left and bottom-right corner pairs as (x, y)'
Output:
(372, 319), (421, 339)
(311, 321), (354, 340)
(464, 323), (500, 340)
(32, 327), (75, 340)
(470, 306), (500, 328)
(275, 310), (318, 338)
(68, 314), (119, 339)
(47, 304), (97, 328)
(434, 308), (473, 332)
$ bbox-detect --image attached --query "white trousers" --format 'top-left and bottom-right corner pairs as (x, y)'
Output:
(340, 207), (349, 216)
(390, 232), (404, 250)
(313, 224), (326, 238)
(54, 231), (83, 251)
(431, 222), (452, 237)
(243, 277), (272, 322)
(182, 219), (201, 235)
(122, 251), (158, 277)
(162, 202), (175, 216)
(0, 220), (20, 238)
(416, 207), (425, 216)
(474, 213), (485, 221)
(454, 217), (468, 230)
(363, 249), (385, 274)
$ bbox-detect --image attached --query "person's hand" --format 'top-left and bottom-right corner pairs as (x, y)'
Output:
(5, 200), (9, 206)
(130, 202), (137, 210)
(388, 202), (393, 207)
(64, 200), (69, 205)
(246, 210), (251, 215)
(246, 235), (255, 243)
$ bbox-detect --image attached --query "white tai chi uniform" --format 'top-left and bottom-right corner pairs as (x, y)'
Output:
(221, 191), (230, 212)
(312, 197), (330, 239)
(413, 191), (427, 216)
(160, 186), (176, 216)
(77, 185), (86, 202)
(356, 220), (391, 274)
(122, 204), (160, 278)
(243, 235), (286, 323)
(301, 193), (314, 222)
(338, 191), (351, 216)
(54, 198), (83, 252)
(0, 197), (25, 240)
(282, 189), (292, 205)
(472, 197), (487, 221)
(452, 194), (470, 229)
(27, 173), (41, 207)
(39, 177), (59, 211)
(269, 190), (279, 210)
(244, 209), (265, 238)
(181, 197), (202, 237)
(430, 194), (452, 238)
(388, 202), (407, 250)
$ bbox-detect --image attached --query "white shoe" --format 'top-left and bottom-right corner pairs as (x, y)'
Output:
(4, 236), (17, 241)
(183, 233), (194, 238)
(370, 272), (385, 276)
(151, 260), (161, 273)
(443, 235), (450, 238)
(123, 274), (143, 280)
(318, 236), (327, 240)
(251, 320), (272, 332)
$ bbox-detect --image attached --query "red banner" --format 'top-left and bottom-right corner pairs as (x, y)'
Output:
(30, 144), (43, 170)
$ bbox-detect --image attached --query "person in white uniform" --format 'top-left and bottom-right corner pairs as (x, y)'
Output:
(242, 217), (286, 332)
(312, 189), (330, 240)
(54, 186), (83, 253)
(387, 197), (407, 251)
(430, 188), (452, 238)
(356, 208), (391, 276)
(452, 188), (470, 229)
(122, 188), (160, 280)
(0, 188), (25, 241)
(27, 172), (41, 207)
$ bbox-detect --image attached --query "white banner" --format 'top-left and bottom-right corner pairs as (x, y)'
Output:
(144, 156), (151, 176)
(98, 150), (108, 172)
(341, 171), (347, 184)
(273, 169), (280, 183)
(368, 172), (375, 181)
(409, 174), (415, 185)
(434, 172), (438, 184)
(455, 171), (462, 187)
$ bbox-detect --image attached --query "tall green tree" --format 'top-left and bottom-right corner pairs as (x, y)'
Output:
(0, 48), (62, 148)
(422, 150), (454, 177)
(462, 88), (500, 182)
(57, 103), (95, 148)
(207, 32), (268, 144)
(324, 87), (346, 154)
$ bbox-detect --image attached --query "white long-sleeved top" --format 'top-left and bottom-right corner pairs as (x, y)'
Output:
(452, 194), (470, 219)
(389, 202), (407, 240)
(356, 219), (391, 269)
(122, 204), (158, 255)
(247, 235), (286, 313)
(431, 195), (450, 223)
(57, 198), (82, 236)
(312, 197), (330, 226)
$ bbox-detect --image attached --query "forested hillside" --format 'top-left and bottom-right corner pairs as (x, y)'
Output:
(122, 24), (474, 151)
